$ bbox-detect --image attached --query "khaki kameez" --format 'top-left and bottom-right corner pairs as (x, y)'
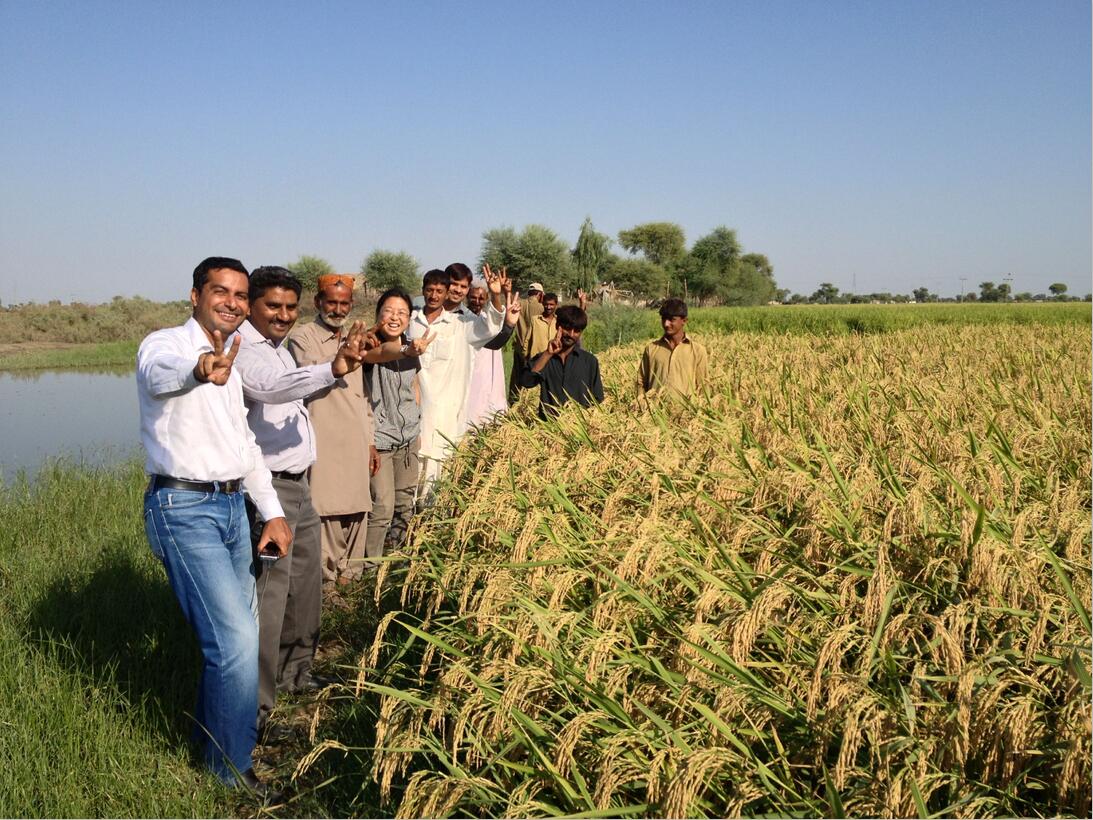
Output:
(637, 335), (709, 398)
(287, 318), (374, 582)
(509, 297), (544, 401)
(523, 314), (557, 360)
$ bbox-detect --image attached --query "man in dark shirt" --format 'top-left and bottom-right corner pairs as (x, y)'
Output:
(519, 305), (604, 419)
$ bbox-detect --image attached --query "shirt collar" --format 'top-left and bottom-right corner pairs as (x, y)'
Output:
(655, 334), (691, 348)
(238, 319), (276, 347)
(183, 316), (224, 353)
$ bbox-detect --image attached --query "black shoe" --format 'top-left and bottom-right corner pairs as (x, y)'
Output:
(257, 721), (296, 746)
(295, 672), (336, 693)
(239, 768), (285, 804)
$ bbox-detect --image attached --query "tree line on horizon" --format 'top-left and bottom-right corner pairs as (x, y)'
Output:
(285, 219), (1090, 307)
(287, 218), (780, 306)
(794, 280), (1090, 305)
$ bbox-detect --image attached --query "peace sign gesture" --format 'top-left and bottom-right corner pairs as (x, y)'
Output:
(482, 264), (509, 311)
(546, 326), (563, 356)
(405, 330), (436, 357)
(504, 291), (522, 327)
(194, 330), (241, 385)
(333, 320), (368, 377)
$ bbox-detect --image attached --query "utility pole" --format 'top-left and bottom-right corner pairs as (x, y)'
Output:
(1004, 273), (1014, 301)
(959, 277), (966, 302)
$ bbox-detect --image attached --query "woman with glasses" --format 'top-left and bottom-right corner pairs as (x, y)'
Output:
(362, 288), (432, 562)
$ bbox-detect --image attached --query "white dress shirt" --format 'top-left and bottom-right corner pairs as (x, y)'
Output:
(136, 317), (284, 521)
(234, 320), (335, 474)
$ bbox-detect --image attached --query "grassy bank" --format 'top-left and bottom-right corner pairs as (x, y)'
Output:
(0, 461), (234, 816)
(305, 322), (1091, 817)
(0, 340), (139, 370)
(0, 457), (392, 817)
(0, 296), (190, 345)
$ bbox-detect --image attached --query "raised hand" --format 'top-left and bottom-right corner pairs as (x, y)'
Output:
(546, 326), (563, 355)
(577, 288), (588, 311)
(504, 292), (522, 327)
(363, 323), (382, 351)
(483, 264), (503, 296)
(333, 321), (367, 376)
(406, 330), (436, 357)
(194, 330), (241, 385)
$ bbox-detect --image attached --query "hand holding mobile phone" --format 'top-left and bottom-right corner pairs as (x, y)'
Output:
(259, 541), (281, 563)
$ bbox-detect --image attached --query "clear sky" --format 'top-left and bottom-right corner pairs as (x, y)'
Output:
(1, 0), (1089, 303)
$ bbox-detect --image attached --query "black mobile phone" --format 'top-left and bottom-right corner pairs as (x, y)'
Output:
(259, 542), (281, 563)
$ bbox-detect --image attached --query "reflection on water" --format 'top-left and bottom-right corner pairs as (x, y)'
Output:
(0, 368), (140, 480)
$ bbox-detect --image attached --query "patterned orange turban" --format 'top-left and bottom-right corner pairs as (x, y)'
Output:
(317, 274), (355, 292)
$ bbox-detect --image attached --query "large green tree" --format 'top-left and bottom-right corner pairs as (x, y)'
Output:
(811, 282), (840, 304)
(479, 224), (574, 291)
(362, 250), (419, 293)
(600, 257), (668, 300)
(617, 222), (686, 267)
(979, 281), (1012, 302)
(728, 252), (778, 305)
(288, 254), (335, 292)
(572, 217), (612, 292)
(679, 227), (776, 305)
(1049, 282), (1068, 299)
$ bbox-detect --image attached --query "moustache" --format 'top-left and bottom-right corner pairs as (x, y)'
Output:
(322, 312), (349, 327)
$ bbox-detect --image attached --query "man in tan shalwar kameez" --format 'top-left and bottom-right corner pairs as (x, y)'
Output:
(287, 275), (378, 585)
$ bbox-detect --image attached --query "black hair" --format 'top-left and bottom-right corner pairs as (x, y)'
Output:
(193, 257), (248, 292)
(422, 269), (450, 289)
(543, 292), (559, 303)
(249, 266), (302, 302)
(444, 262), (473, 283)
(376, 287), (414, 317)
(555, 305), (588, 332)
(659, 298), (688, 320)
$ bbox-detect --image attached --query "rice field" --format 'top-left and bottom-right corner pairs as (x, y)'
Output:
(308, 321), (1092, 817)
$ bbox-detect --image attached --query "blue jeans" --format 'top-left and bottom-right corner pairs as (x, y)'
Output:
(143, 485), (258, 785)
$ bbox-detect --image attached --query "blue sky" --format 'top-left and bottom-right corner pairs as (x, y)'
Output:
(1, 0), (1089, 303)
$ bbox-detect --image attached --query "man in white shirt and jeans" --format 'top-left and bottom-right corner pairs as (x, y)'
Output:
(137, 257), (291, 797)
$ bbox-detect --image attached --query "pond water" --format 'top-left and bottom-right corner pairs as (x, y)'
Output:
(0, 368), (140, 480)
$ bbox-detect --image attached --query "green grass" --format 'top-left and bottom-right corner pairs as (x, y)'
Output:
(0, 460), (237, 817)
(0, 457), (394, 817)
(0, 340), (139, 371)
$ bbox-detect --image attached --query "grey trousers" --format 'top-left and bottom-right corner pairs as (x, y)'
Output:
(249, 474), (322, 729)
(365, 441), (420, 559)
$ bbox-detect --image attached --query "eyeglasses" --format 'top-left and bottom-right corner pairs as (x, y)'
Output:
(379, 308), (410, 319)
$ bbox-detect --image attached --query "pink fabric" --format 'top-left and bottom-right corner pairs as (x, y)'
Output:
(465, 346), (508, 428)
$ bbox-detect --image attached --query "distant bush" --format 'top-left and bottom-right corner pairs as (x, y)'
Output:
(0, 296), (190, 345)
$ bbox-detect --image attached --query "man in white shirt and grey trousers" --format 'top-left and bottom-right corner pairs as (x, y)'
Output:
(137, 257), (292, 798)
(233, 266), (368, 742)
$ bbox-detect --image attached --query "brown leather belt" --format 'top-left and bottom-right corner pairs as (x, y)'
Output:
(150, 475), (243, 494)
